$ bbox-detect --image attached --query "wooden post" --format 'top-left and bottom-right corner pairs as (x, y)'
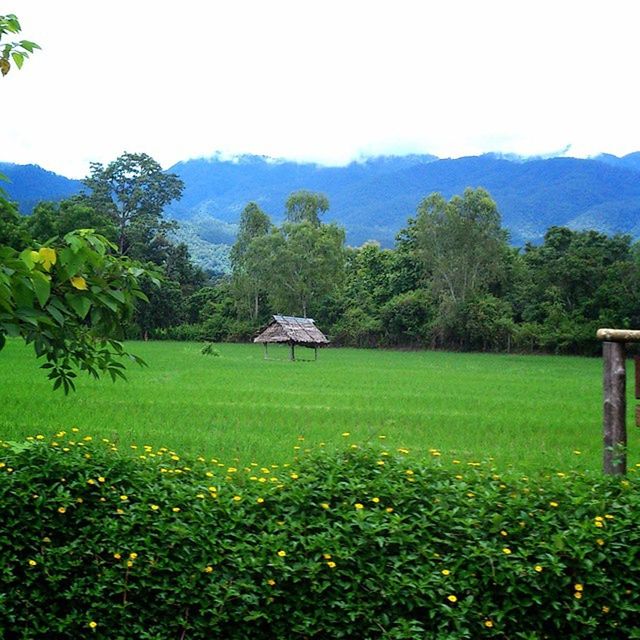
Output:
(264, 343), (268, 360)
(603, 341), (627, 475)
(314, 347), (317, 361)
(290, 343), (295, 361)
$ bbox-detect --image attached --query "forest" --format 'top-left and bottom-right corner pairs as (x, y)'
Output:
(3, 151), (639, 357)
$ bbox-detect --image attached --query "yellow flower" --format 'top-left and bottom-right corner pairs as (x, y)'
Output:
(129, 552), (138, 559)
(290, 473), (299, 480)
(267, 579), (276, 586)
(602, 605), (610, 613)
(596, 538), (605, 546)
(119, 495), (128, 501)
(88, 621), (97, 629)
(484, 620), (494, 628)
(574, 592), (582, 599)
(323, 553), (332, 559)
(113, 553), (121, 560)
(233, 496), (242, 502)
(447, 595), (457, 603)
(534, 565), (543, 572)
(172, 507), (181, 512)
(28, 559), (37, 567)
(203, 566), (213, 573)
(277, 550), (286, 557)
(87, 479), (96, 485)
(150, 504), (160, 511)
(341, 432), (350, 437)
(502, 547), (512, 555)
(549, 501), (559, 508)
(354, 503), (364, 510)
(500, 530), (508, 537)
(594, 521), (604, 528)
(38, 247), (57, 270)
(326, 561), (336, 568)
(126, 560), (133, 568)
(386, 507), (394, 513)
(441, 569), (451, 576)
(98, 476), (105, 483)
(320, 502), (330, 509)
(70, 276), (88, 290)
(574, 583), (583, 592)
(58, 507), (67, 514)
(371, 497), (380, 503)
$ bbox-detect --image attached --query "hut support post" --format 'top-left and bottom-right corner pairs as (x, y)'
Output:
(290, 343), (295, 361)
(263, 343), (268, 360)
(314, 347), (317, 361)
(603, 341), (627, 475)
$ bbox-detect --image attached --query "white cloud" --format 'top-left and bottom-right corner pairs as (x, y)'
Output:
(3, 0), (640, 177)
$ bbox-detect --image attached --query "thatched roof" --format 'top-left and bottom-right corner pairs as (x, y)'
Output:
(254, 315), (329, 346)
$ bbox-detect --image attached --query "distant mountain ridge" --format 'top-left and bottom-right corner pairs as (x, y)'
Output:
(3, 152), (640, 251)
(0, 163), (82, 214)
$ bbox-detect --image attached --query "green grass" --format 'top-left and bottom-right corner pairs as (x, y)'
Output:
(1, 339), (636, 472)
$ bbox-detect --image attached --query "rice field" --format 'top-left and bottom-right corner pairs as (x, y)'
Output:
(1, 339), (636, 472)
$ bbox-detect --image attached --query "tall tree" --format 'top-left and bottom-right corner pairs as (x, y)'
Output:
(285, 190), (329, 226)
(230, 202), (272, 321)
(265, 221), (345, 318)
(414, 188), (509, 305)
(83, 152), (184, 258)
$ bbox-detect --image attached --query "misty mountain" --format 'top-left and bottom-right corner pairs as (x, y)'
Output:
(4, 152), (640, 256)
(164, 153), (640, 247)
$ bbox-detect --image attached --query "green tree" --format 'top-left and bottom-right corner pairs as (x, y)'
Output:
(230, 202), (272, 322)
(265, 220), (345, 318)
(413, 188), (509, 306)
(83, 152), (184, 258)
(27, 197), (118, 244)
(285, 190), (329, 226)
(0, 197), (30, 249)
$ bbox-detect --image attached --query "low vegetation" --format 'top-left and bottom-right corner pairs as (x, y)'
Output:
(2, 434), (639, 638)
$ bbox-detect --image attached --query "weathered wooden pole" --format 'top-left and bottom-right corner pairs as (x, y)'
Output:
(290, 343), (295, 361)
(602, 341), (627, 475)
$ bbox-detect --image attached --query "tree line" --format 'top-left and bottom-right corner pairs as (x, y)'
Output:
(4, 150), (640, 357)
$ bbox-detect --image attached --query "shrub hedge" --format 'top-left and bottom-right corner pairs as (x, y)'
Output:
(1, 433), (639, 639)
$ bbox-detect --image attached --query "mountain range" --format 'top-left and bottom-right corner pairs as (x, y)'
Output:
(3, 152), (640, 271)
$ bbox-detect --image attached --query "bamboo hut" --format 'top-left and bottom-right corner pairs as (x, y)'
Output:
(254, 315), (329, 360)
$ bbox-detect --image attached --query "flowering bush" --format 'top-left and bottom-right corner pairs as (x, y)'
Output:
(1, 433), (639, 638)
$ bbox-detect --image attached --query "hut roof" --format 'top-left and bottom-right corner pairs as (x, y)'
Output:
(253, 315), (329, 346)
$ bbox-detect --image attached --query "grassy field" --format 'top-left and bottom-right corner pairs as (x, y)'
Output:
(1, 339), (637, 472)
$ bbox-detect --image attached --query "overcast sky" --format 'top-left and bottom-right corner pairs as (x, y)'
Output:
(2, 1), (640, 178)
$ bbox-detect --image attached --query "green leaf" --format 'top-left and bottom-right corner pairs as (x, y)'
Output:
(11, 51), (24, 69)
(30, 270), (51, 307)
(19, 40), (40, 53)
(65, 293), (92, 320)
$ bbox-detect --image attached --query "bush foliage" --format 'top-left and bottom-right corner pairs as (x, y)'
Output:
(1, 434), (639, 638)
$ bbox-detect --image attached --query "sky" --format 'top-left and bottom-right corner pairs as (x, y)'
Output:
(2, 0), (640, 178)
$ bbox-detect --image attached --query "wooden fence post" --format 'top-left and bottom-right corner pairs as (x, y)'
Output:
(602, 341), (627, 475)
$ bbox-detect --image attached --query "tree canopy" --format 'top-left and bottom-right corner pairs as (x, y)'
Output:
(83, 152), (184, 258)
